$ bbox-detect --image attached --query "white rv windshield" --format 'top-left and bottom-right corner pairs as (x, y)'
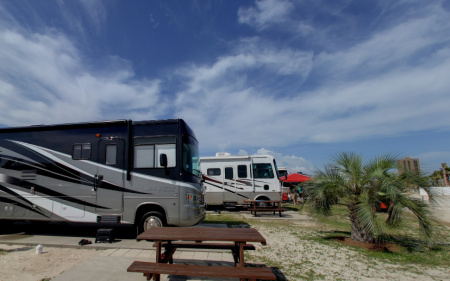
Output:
(252, 163), (275, 178)
(182, 134), (200, 177)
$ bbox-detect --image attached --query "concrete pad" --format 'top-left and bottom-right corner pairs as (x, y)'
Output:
(109, 248), (131, 257)
(135, 249), (155, 259)
(192, 251), (209, 260)
(52, 256), (148, 281)
(176, 250), (195, 259)
(98, 248), (117, 256)
(207, 252), (223, 261)
(123, 249), (144, 257)
(222, 253), (235, 263)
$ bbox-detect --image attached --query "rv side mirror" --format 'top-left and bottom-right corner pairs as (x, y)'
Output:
(160, 153), (168, 167)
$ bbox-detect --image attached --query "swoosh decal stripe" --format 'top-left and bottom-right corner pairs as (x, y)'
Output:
(203, 180), (249, 199)
(0, 173), (109, 209)
(0, 196), (50, 218)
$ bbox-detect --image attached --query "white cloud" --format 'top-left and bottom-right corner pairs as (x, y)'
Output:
(237, 149), (249, 156)
(176, 43), (450, 151)
(255, 148), (315, 175)
(315, 8), (450, 80)
(0, 28), (163, 126)
(238, 0), (294, 30)
(174, 2), (450, 153)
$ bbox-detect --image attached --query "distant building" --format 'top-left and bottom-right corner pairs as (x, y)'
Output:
(397, 157), (421, 174)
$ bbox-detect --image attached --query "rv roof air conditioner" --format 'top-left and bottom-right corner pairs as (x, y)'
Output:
(216, 152), (231, 157)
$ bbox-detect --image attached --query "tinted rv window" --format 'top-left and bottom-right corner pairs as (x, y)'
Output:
(155, 144), (176, 168)
(134, 137), (176, 169)
(252, 163), (275, 178)
(238, 165), (247, 178)
(105, 144), (117, 165)
(134, 145), (155, 168)
(72, 144), (91, 160)
(207, 168), (221, 176)
(225, 167), (233, 179)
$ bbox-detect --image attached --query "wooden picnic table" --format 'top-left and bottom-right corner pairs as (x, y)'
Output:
(128, 227), (275, 281)
(245, 200), (288, 217)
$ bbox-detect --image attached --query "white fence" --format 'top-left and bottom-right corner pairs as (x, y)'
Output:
(420, 187), (450, 196)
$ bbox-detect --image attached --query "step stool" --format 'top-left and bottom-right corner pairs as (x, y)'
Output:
(95, 228), (114, 243)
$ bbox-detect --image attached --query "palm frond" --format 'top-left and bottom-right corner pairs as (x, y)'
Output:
(355, 191), (384, 240)
(306, 168), (343, 216)
(398, 197), (433, 238)
(333, 152), (364, 189)
(385, 201), (404, 228)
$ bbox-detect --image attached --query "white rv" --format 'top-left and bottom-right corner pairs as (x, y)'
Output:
(200, 153), (281, 207)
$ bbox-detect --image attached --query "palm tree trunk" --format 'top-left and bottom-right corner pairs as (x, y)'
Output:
(348, 207), (375, 243)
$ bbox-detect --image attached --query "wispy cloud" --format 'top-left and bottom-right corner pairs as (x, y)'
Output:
(238, 0), (294, 30)
(0, 28), (163, 126)
(238, 148), (315, 175)
(173, 0), (450, 153)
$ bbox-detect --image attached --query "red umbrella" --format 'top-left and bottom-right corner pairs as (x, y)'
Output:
(280, 173), (311, 182)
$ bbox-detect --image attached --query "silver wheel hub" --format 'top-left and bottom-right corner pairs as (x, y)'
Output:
(144, 216), (163, 229)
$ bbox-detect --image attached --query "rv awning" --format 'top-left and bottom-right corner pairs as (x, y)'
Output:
(280, 173), (311, 183)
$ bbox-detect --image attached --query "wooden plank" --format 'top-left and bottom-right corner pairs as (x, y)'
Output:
(127, 261), (276, 280)
(247, 208), (288, 212)
(137, 227), (266, 245)
(154, 242), (256, 251)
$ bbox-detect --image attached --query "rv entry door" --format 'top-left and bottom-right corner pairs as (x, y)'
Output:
(95, 138), (125, 212)
(223, 166), (238, 203)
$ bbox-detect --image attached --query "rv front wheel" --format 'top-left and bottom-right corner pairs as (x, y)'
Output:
(140, 211), (165, 232)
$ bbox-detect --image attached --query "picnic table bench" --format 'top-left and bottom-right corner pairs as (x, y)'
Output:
(128, 261), (276, 281)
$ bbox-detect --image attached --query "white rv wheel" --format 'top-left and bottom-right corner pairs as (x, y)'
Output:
(141, 211), (165, 230)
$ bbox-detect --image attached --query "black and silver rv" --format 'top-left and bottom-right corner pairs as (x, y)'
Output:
(0, 119), (205, 233)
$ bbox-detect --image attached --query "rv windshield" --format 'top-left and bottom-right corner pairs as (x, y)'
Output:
(182, 134), (200, 177)
(252, 163), (275, 178)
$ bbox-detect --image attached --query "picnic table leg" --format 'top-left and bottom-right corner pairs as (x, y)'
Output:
(154, 242), (162, 281)
(239, 243), (245, 267)
(162, 246), (176, 264)
(238, 243), (247, 281)
(231, 243), (239, 265)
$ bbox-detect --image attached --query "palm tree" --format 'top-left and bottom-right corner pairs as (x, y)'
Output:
(306, 152), (433, 243)
(429, 170), (443, 186)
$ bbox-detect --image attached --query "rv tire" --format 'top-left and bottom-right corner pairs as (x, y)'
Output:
(140, 211), (166, 232)
(256, 196), (271, 207)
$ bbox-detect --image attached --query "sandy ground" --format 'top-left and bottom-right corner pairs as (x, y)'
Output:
(249, 222), (450, 280)
(0, 195), (449, 281)
(0, 245), (99, 281)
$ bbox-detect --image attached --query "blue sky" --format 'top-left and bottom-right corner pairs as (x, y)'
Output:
(1, 0), (450, 175)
